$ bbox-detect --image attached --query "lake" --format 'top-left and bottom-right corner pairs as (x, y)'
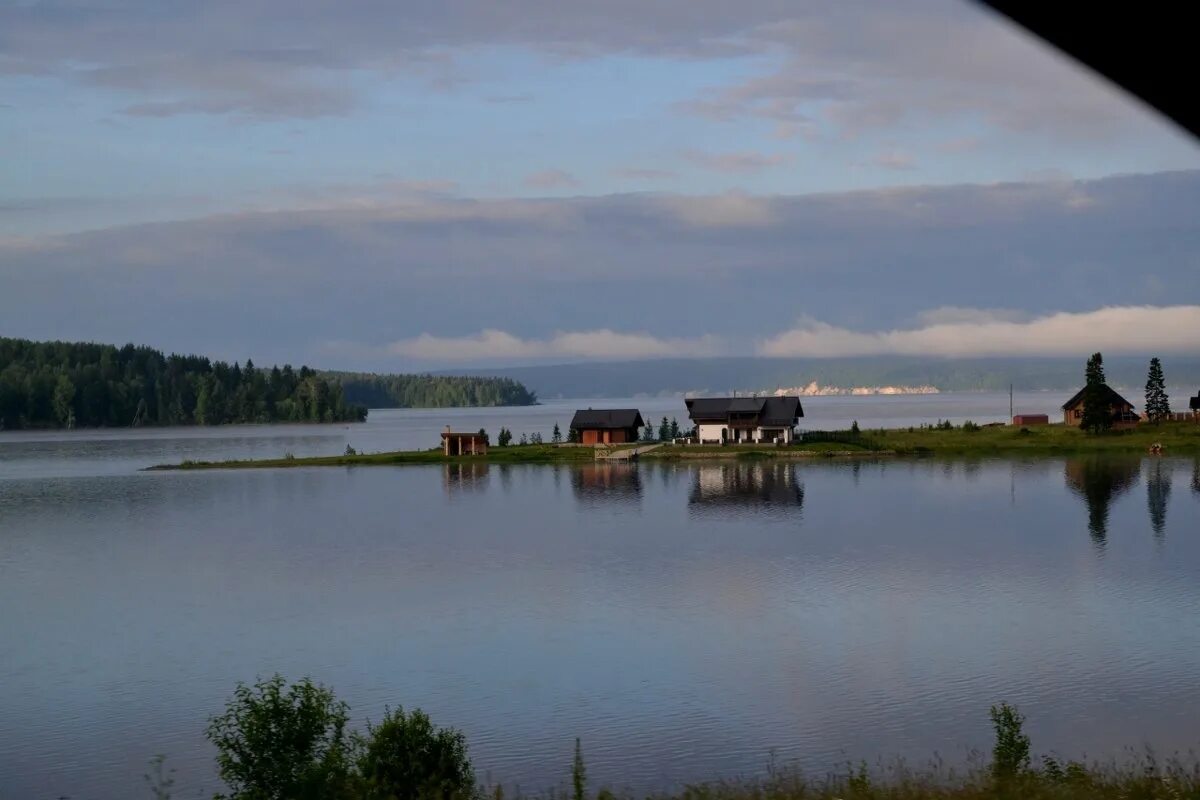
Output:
(2, 394), (1199, 799)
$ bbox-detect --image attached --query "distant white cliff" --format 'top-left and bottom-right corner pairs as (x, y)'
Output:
(769, 381), (940, 396)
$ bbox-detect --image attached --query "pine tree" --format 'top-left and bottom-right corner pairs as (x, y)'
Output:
(552, 422), (562, 444)
(519, 432), (528, 446)
(658, 416), (670, 441)
(497, 427), (512, 447)
(1144, 357), (1170, 422)
(642, 420), (655, 442)
(669, 417), (680, 439)
(1081, 352), (1112, 434)
(568, 426), (580, 443)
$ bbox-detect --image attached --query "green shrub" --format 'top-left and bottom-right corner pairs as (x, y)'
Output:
(962, 420), (980, 432)
(356, 707), (475, 800)
(206, 675), (352, 800)
(990, 702), (1030, 782)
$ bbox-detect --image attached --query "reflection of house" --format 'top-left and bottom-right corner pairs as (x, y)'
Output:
(688, 463), (804, 510)
(1064, 457), (1140, 546)
(1061, 385), (1139, 428)
(569, 409), (645, 445)
(442, 462), (489, 494)
(570, 462), (642, 503)
(686, 396), (803, 444)
(441, 426), (487, 455)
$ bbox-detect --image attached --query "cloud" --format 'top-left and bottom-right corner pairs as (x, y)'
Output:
(1, 171), (1197, 368)
(613, 167), (677, 180)
(5, 0), (1167, 142)
(380, 329), (726, 362)
(676, 0), (1167, 142)
(937, 136), (982, 154)
(524, 169), (581, 190)
(684, 150), (792, 173)
(758, 306), (1200, 358)
(871, 148), (917, 171)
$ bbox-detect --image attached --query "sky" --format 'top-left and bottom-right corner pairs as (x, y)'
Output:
(2, 0), (1199, 370)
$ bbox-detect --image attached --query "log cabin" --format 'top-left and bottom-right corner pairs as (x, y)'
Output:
(569, 409), (645, 445)
(1061, 385), (1139, 428)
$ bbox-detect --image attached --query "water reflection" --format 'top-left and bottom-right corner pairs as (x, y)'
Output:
(1147, 461), (1172, 540)
(688, 462), (805, 513)
(1064, 458), (1141, 548)
(443, 462), (489, 495)
(570, 462), (643, 505)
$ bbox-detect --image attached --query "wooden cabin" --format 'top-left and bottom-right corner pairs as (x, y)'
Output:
(441, 426), (488, 456)
(1061, 385), (1139, 428)
(569, 409), (645, 445)
(1012, 414), (1049, 426)
(685, 396), (804, 444)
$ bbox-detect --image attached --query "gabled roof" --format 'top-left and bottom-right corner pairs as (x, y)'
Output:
(685, 396), (804, 424)
(570, 408), (645, 429)
(1061, 383), (1135, 411)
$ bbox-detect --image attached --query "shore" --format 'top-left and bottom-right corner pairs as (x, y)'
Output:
(145, 420), (1200, 470)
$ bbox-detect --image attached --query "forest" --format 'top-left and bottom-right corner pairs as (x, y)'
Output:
(327, 371), (537, 408)
(0, 337), (367, 429)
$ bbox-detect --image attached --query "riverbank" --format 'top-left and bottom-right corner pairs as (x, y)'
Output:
(145, 421), (1200, 470)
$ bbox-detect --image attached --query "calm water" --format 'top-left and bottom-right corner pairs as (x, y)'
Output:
(2, 396), (1199, 800)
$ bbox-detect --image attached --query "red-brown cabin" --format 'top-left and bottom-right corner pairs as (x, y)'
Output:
(569, 409), (645, 445)
(1012, 414), (1049, 426)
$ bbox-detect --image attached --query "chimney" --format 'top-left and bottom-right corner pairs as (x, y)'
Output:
(444, 424), (451, 434)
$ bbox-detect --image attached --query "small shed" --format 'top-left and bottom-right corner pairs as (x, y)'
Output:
(441, 426), (488, 456)
(1012, 414), (1049, 426)
(570, 409), (645, 445)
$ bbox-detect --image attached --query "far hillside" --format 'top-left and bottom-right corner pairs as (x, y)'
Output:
(325, 372), (537, 409)
(447, 356), (1200, 399)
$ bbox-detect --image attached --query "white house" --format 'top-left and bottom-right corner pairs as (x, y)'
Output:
(685, 396), (804, 444)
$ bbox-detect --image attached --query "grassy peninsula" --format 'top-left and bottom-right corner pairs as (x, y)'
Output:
(147, 421), (1200, 471)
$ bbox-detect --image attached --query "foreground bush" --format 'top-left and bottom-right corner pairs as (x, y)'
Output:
(188, 680), (1200, 800)
(357, 707), (475, 800)
(205, 675), (474, 800)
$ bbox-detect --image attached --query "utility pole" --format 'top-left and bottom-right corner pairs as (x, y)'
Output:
(1009, 383), (1013, 421)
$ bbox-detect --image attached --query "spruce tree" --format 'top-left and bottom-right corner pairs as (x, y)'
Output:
(1144, 357), (1170, 422)
(1080, 352), (1112, 434)
(658, 416), (670, 441)
(641, 421), (654, 442)
(552, 422), (562, 443)
(669, 417), (681, 439)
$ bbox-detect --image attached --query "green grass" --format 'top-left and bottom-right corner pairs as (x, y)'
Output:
(867, 420), (1200, 456)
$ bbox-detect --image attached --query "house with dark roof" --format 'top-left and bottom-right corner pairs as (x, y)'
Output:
(1061, 384), (1139, 428)
(685, 395), (804, 444)
(1190, 391), (1200, 414)
(569, 408), (645, 445)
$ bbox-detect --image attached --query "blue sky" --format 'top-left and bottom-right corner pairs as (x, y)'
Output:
(2, 0), (1199, 368)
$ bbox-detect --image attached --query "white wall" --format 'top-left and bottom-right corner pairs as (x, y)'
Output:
(698, 423), (726, 442)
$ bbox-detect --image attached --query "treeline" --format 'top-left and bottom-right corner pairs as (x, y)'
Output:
(327, 371), (537, 409)
(0, 337), (367, 429)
